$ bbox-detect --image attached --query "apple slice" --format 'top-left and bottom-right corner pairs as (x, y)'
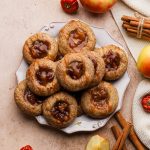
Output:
(86, 135), (110, 150)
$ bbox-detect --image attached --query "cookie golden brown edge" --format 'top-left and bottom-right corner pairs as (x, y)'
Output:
(14, 80), (45, 116)
(58, 20), (96, 56)
(95, 44), (128, 81)
(42, 92), (78, 128)
(81, 81), (119, 119)
(26, 58), (60, 96)
(23, 32), (58, 64)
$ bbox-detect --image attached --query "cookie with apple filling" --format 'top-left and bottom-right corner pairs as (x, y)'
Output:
(26, 58), (60, 96)
(56, 53), (94, 91)
(95, 45), (128, 80)
(14, 80), (45, 116)
(23, 32), (58, 64)
(81, 81), (118, 118)
(42, 92), (77, 128)
(58, 20), (96, 56)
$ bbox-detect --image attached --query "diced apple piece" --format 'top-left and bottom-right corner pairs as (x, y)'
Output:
(86, 135), (110, 150)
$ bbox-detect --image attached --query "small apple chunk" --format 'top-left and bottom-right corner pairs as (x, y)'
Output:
(137, 45), (150, 78)
(86, 135), (110, 150)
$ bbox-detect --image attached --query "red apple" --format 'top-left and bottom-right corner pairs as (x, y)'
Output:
(79, 0), (118, 13)
(137, 45), (150, 78)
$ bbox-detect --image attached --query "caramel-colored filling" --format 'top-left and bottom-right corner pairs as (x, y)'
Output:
(90, 87), (109, 109)
(68, 28), (88, 51)
(36, 67), (54, 86)
(51, 101), (70, 122)
(30, 40), (50, 58)
(24, 88), (44, 105)
(67, 61), (84, 80)
(103, 50), (120, 71)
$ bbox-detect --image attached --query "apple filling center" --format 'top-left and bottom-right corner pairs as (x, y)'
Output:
(51, 101), (70, 122)
(67, 61), (85, 80)
(90, 87), (109, 109)
(30, 40), (50, 58)
(36, 67), (54, 86)
(103, 50), (120, 71)
(68, 28), (88, 51)
(24, 88), (44, 105)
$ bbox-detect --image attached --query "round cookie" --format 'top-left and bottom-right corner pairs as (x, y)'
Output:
(58, 20), (96, 56)
(23, 32), (58, 64)
(95, 44), (128, 80)
(42, 92), (77, 128)
(81, 81), (119, 118)
(14, 80), (45, 116)
(56, 53), (95, 91)
(26, 58), (60, 96)
(83, 51), (105, 87)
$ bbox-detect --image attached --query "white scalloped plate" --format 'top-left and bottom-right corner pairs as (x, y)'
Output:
(16, 21), (130, 134)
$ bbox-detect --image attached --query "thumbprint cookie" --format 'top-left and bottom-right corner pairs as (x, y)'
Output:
(14, 80), (45, 116)
(56, 53), (94, 91)
(42, 92), (77, 128)
(83, 51), (105, 87)
(81, 81), (118, 118)
(58, 20), (96, 56)
(95, 45), (128, 80)
(26, 59), (60, 96)
(23, 33), (58, 64)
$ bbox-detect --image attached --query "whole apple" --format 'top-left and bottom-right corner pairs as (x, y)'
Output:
(80, 0), (118, 13)
(137, 45), (150, 78)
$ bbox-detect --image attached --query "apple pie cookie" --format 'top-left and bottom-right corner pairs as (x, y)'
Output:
(26, 58), (60, 96)
(81, 81), (118, 118)
(14, 80), (45, 116)
(23, 33), (58, 64)
(56, 53), (94, 91)
(58, 20), (96, 56)
(42, 92), (77, 128)
(95, 45), (128, 80)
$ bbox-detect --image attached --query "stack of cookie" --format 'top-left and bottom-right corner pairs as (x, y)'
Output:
(14, 20), (128, 129)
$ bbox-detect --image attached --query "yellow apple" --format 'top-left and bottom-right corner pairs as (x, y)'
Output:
(86, 135), (110, 150)
(79, 0), (118, 13)
(137, 45), (150, 78)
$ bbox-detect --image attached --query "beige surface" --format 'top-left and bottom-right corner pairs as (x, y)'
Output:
(0, 0), (144, 149)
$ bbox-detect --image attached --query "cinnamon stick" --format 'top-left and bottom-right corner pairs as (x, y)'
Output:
(123, 23), (150, 35)
(130, 21), (150, 29)
(127, 31), (150, 41)
(112, 132), (123, 150)
(111, 125), (128, 150)
(115, 112), (145, 150)
(112, 122), (131, 150)
(127, 28), (150, 38)
(122, 15), (150, 24)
